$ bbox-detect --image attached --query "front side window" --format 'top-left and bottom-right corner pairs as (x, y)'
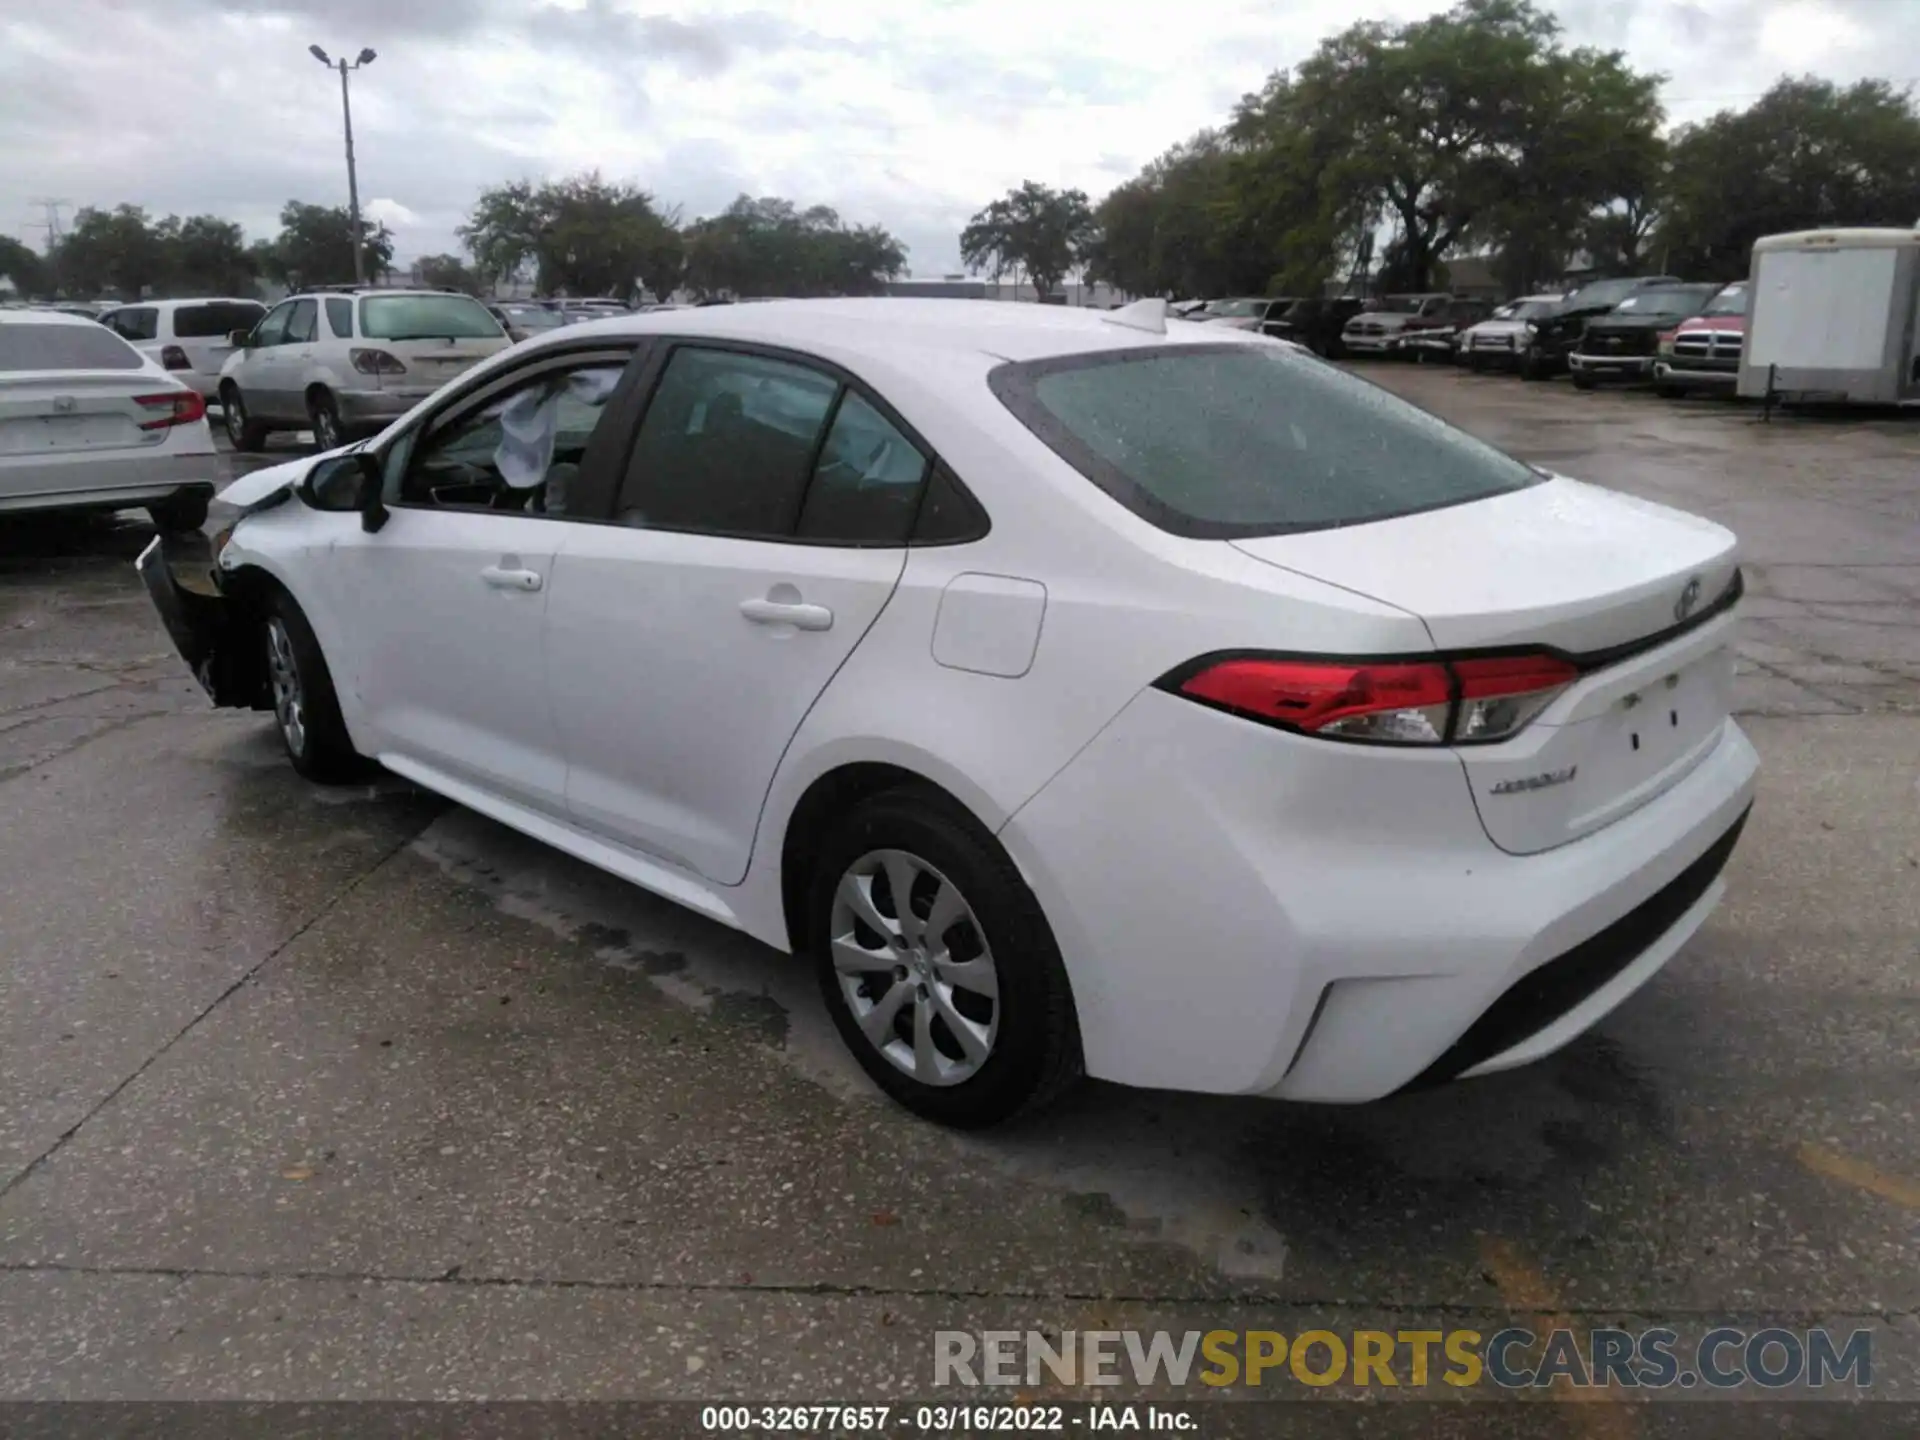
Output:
(991, 343), (1541, 539)
(251, 301), (294, 348)
(285, 299), (318, 343)
(400, 360), (630, 516)
(360, 294), (503, 341)
(324, 298), (354, 337)
(614, 347), (837, 536)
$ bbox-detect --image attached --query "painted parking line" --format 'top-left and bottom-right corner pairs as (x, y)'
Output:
(1798, 1143), (1920, 1210)
(1479, 1237), (1638, 1440)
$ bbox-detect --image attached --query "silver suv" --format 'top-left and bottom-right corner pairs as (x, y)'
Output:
(216, 288), (510, 451)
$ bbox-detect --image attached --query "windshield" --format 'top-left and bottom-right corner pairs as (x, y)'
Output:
(990, 342), (1540, 540)
(0, 322), (144, 371)
(359, 294), (503, 341)
(1494, 299), (1558, 321)
(1369, 295), (1427, 314)
(1201, 299), (1266, 318)
(1611, 286), (1718, 318)
(1705, 284), (1749, 317)
(1566, 278), (1644, 310)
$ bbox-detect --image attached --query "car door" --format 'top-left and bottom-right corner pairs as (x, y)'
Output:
(268, 298), (320, 422)
(543, 342), (919, 885)
(317, 343), (652, 819)
(232, 300), (293, 408)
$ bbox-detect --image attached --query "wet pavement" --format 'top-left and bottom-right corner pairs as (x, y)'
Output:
(1, 377), (1916, 1436)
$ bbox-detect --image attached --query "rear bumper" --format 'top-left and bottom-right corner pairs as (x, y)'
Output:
(0, 451), (218, 516)
(135, 534), (264, 707)
(1000, 689), (1758, 1101)
(336, 387), (433, 426)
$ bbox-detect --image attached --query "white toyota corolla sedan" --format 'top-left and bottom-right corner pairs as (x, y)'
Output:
(139, 298), (1757, 1127)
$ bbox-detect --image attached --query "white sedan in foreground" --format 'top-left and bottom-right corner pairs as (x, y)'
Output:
(139, 298), (1756, 1127)
(2, 309), (220, 530)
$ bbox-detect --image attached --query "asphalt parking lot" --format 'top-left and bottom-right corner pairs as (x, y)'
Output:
(1, 373), (1916, 1435)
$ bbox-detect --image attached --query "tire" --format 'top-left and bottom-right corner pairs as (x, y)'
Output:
(221, 384), (268, 451)
(1654, 383), (1684, 400)
(1571, 372), (1597, 391)
(148, 490), (209, 534)
(1465, 354), (1486, 373)
(808, 786), (1081, 1128)
(261, 588), (371, 783)
(308, 389), (344, 452)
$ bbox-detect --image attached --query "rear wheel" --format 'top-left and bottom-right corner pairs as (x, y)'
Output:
(261, 590), (371, 783)
(809, 787), (1081, 1128)
(308, 389), (344, 451)
(221, 384), (268, 451)
(148, 490), (209, 534)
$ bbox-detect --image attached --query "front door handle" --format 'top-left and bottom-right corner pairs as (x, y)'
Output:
(482, 565), (543, 593)
(740, 598), (833, 631)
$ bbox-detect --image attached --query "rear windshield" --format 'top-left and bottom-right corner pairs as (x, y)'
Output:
(990, 343), (1541, 539)
(358, 294), (503, 340)
(0, 323), (144, 372)
(174, 301), (266, 338)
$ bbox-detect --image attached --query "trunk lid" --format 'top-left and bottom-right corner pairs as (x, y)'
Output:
(1231, 476), (1742, 854)
(387, 336), (510, 388)
(0, 373), (166, 456)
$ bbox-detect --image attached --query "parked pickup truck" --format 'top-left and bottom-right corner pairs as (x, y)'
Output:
(1518, 275), (1682, 380)
(1340, 294), (1453, 355)
(1653, 282), (1748, 397)
(1569, 283), (1721, 389)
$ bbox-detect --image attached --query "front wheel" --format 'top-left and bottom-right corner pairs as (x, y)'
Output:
(148, 490), (209, 533)
(261, 590), (372, 783)
(1518, 348), (1546, 382)
(1571, 372), (1598, 391)
(809, 788), (1081, 1128)
(1654, 383), (1684, 400)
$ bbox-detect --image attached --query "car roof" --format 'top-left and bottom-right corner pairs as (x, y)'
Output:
(0, 308), (99, 328)
(531, 297), (1270, 366)
(101, 297), (264, 311)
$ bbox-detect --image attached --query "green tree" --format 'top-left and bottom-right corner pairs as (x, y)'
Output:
(1658, 78), (1920, 280)
(415, 253), (480, 292)
(0, 235), (47, 298)
(156, 215), (258, 295)
(51, 205), (168, 300)
(256, 201), (394, 288)
(460, 173), (682, 301)
(681, 196), (905, 299)
(960, 182), (1095, 298)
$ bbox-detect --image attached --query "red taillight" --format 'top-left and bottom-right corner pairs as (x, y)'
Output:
(350, 348), (406, 376)
(160, 345), (191, 370)
(1169, 651), (1578, 745)
(134, 390), (207, 430)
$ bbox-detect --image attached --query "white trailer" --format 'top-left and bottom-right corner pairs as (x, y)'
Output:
(1737, 227), (1920, 405)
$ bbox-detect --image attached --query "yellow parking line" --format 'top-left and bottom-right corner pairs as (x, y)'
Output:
(1798, 1143), (1920, 1210)
(1479, 1238), (1638, 1440)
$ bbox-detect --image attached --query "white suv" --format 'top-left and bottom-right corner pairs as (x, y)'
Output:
(217, 288), (510, 451)
(98, 298), (268, 402)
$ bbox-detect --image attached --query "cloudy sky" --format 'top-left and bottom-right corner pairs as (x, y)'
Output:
(3, 0), (1914, 276)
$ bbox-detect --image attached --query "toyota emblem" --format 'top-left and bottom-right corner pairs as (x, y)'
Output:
(1674, 575), (1704, 622)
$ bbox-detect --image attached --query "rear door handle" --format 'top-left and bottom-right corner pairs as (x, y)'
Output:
(481, 565), (543, 593)
(740, 598), (833, 631)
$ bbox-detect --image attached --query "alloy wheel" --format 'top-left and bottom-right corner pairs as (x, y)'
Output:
(223, 392), (248, 445)
(312, 402), (341, 451)
(265, 616), (307, 756)
(829, 849), (999, 1087)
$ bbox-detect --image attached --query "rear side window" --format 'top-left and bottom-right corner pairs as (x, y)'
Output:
(0, 323), (144, 371)
(174, 302), (266, 338)
(106, 308), (159, 341)
(360, 294), (502, 340)
(797, 391), (929, 544)
(990, 343), (1541, 539)
(324, 298), (354, 337)
(615, 347), (837, 537)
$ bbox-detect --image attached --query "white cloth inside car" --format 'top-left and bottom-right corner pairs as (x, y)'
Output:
(490, 368), (624, 491)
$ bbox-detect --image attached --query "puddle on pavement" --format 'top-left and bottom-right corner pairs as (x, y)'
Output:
(406, 805), (1665, 1287)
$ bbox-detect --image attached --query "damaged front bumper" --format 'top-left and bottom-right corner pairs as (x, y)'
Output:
(136, 535), (267, 709)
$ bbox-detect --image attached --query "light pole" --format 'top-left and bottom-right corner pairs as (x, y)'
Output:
(309, 44), (377, 285)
